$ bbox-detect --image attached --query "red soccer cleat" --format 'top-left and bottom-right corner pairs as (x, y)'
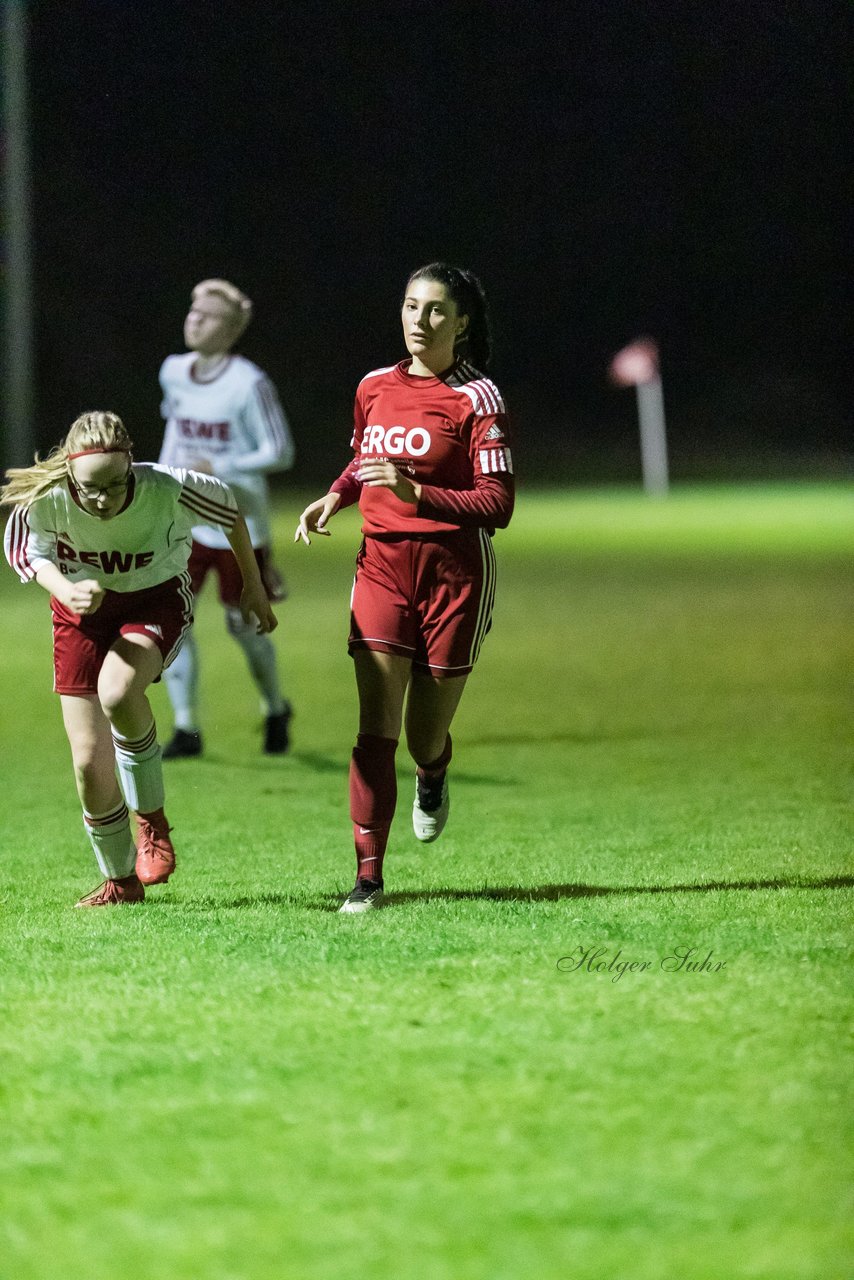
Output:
(75, 874), (145, 907)
(135, 808), (176, 885)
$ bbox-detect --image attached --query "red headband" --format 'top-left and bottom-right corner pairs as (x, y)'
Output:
(66, 447), (131, 460)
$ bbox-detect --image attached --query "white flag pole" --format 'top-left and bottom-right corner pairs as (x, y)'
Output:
(609, 339), (669, 497)
(636, 374), (668, 496)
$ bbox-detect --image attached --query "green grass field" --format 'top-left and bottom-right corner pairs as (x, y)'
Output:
(1, 483), (851, 1280)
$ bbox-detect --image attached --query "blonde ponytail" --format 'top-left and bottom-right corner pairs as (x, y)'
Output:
(1, 412), (133, 508)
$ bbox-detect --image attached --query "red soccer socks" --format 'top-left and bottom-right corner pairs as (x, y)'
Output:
(349, 733), (398, 884)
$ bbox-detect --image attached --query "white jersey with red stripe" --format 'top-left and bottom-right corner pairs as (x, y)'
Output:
(158, 352), (294, 549)
(4, 464), (239, 593)
(329, 359), (514, 537)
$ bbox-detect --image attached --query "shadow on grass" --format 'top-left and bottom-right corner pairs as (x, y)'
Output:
(290, 751), (508, 786)
(163, 755), (305, 774)
(463, 729), (667, 747)
(147, 892), (301, 911)
(167, 875), (852, 913)
(289, 750), (347, 774)
(378, 875), (854, 906)
(142, 875), (854, 913)
(160, 743), (514, 784)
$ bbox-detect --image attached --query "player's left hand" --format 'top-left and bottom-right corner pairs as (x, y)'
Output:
(239, 586), (278, 634)
(356, 460), (420, 505)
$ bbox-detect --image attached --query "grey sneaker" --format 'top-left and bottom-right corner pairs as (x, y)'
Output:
(412, 773), (449, 842)
(339, 878), (384, 913)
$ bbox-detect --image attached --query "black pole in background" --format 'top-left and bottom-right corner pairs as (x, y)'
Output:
(2, 0), (34, 470)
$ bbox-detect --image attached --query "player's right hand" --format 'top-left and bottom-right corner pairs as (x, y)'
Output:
(239, 585), (278, 635)
(294, 493), (341, 546)
(66, 578), (105, 615)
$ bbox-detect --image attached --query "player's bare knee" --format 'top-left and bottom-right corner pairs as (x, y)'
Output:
(96, 673), (134, 721)
(69, 748), (105, 793)
(406, 731), (446, 768)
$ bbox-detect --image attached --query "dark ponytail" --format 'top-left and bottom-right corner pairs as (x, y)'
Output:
(405, 262), (492, 371)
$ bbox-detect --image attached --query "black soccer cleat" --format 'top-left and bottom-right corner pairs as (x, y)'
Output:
(339, 877), (384, 913)
(161, 729), (203, 759)
(264, 703), (293, 754)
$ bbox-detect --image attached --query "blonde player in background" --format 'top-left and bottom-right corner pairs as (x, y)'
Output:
(2, 411), (277, 907)
(158, 279), (295, 758)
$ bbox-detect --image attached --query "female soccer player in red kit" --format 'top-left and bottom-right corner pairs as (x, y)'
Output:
(295, 263), (514, 912)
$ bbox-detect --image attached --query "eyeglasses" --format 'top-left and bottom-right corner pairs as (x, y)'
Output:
(69, 469), (132, 499)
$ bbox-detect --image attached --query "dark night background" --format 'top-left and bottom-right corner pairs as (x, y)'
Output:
(19, 0), (854, 483)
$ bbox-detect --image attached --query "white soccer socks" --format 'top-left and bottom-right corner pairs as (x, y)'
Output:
(112, 719), (165, 815)
(163, 632), (200, 731)
(225, 607), (287, 715)
(82, 801), (136, 879)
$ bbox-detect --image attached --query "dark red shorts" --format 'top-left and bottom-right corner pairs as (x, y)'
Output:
(349, 531), (496, 677)
(51, 575), (194, 696)
(188, 542), (285, 605)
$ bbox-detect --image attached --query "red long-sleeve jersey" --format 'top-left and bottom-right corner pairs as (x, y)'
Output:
(329, 359), (514, 536)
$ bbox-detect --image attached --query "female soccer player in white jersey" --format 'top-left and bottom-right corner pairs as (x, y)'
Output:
(2, 411), (277, 907)
(158, 278), (295, 758)
(296, 263), (514, 912)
